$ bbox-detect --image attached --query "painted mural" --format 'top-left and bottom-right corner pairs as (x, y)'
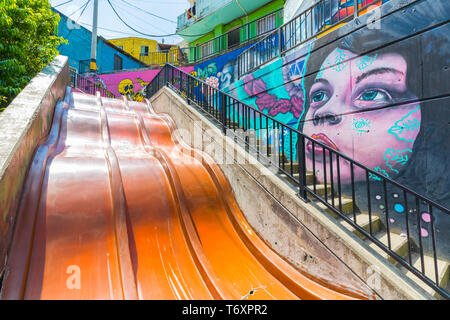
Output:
(194, 44), (253, 92)
(88, 66), (195, 101)
(230, 2), (449, 259)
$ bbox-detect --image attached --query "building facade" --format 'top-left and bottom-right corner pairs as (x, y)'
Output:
(109, 37), (181, 67)
(54, 9), (146, 74)
(176, 0), (286, 62)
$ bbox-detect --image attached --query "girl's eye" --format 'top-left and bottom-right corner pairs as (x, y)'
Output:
(358, 89), (390, 102)
(311, 91), (329, 103)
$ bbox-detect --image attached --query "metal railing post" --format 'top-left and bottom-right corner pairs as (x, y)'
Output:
(221, 93), (227, 134)
(278, 27), (282, 55)
(143, 63), (450, 299)
(298, 136), (309, 202)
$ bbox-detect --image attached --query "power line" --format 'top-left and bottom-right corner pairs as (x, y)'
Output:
(127, 0), (187, 4)
(120, 0), (177, 24)
(111, 0), (169, 36)
(54, 0), (74, 7)
(80, 22), (144, 37)
(59, 0), (91, 48)
(67, 0), (90, 18)
(106, 0), (212, 38)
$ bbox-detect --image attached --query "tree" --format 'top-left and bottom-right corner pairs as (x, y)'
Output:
(0, 0), (65, 111)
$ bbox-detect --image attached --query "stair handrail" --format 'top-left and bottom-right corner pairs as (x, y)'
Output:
(147, 63), (450, 299)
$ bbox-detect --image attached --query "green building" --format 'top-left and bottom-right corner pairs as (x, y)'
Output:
(176, 0), (285, 62)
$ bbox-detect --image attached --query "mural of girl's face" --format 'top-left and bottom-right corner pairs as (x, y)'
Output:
(302, 48), (421, 183)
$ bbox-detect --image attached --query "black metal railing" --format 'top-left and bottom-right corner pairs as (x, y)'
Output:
(70, 69), (115, 98)
(238, 0), (386, 77)
(147, 64), (450, 299)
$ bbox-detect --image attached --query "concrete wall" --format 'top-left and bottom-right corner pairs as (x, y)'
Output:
(0, 55), (69, 275)
(150, 86), (436, 300)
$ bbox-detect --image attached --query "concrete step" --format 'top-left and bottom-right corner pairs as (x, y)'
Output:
(339, 212), (382, 239)
(306, 183), (331, 197)
(278, 161), (300, 173)
(367, 232), (409, 264)
(279, 171), (314, 185)
(405, 255), (449, 298)
(316, 197), (354, 215)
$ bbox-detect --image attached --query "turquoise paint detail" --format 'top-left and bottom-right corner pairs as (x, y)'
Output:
(369, 172), (382, 181)
(394, 203), (405, 213)
(370, 167), (391, 181)
(388, 106), (421, 142)
(332, 48), (349, 72)
(355, 54), (378, 71)
(317, 64), (325, 79)
(352, 118), (371, 136)
(197, 63), (218, 80)
(383, 148), (412, 174)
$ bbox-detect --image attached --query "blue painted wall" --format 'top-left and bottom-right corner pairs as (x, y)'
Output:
(54, 9), (145, 73)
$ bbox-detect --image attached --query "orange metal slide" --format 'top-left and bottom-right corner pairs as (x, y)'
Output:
(0, 88), (373, 300)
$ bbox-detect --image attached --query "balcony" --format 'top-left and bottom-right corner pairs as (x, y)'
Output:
(176, 0), (274, 41)
(139, 49), (190, 67)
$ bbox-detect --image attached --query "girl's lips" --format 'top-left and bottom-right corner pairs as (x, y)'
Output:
(306, 133), (339, 155)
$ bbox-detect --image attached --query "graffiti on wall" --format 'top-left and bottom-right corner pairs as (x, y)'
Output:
(235, 14), (449, 197)
(229, 3), (450, 259)
(88, 67), (195, 101)
(194, 44), (252, 91)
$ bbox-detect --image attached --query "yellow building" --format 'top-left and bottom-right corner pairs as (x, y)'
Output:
(109, 37), (158, 60)
(108, 37), (182, 67)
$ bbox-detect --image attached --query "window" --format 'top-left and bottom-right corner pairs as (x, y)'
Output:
(200, 41), (213, 58)
(140, 46), (149, 56)
(227, 27), (240, 48)
(114, 54), (123, 71)
(257, 13), (277, 35)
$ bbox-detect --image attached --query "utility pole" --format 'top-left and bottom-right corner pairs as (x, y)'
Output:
(90, 0), (99, 72)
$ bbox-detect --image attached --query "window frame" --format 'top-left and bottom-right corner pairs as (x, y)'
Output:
(257, 12), (277, 36)
(114, 54), (123, 71)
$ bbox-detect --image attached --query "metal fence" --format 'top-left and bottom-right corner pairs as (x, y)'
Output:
(238, 0), (385, 77)
(187, 8), (284, 63)
(147, 63), (450, 299)
(70, 68), (115, 98)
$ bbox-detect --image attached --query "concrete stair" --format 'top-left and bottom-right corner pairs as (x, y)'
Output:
(367, 232), (410, 264)
(278, 161), (300, 173)
(279, 172), (314, 185)
(340, 212), (382, 239)
(231, 132), (450, 298)
(404, 254), (449, 298)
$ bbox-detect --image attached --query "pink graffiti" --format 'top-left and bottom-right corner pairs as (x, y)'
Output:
(88, 66), (195, 98)
(243, 74), (304, 118)
(421, 228), (429, 238)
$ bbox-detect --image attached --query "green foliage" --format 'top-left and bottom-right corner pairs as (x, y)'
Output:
(0, 0), (66, 111)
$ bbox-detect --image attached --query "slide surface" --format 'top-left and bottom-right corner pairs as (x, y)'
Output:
(0, 89), (372, 300)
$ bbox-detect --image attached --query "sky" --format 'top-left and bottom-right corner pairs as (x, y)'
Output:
(49, 0), (191, 45)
